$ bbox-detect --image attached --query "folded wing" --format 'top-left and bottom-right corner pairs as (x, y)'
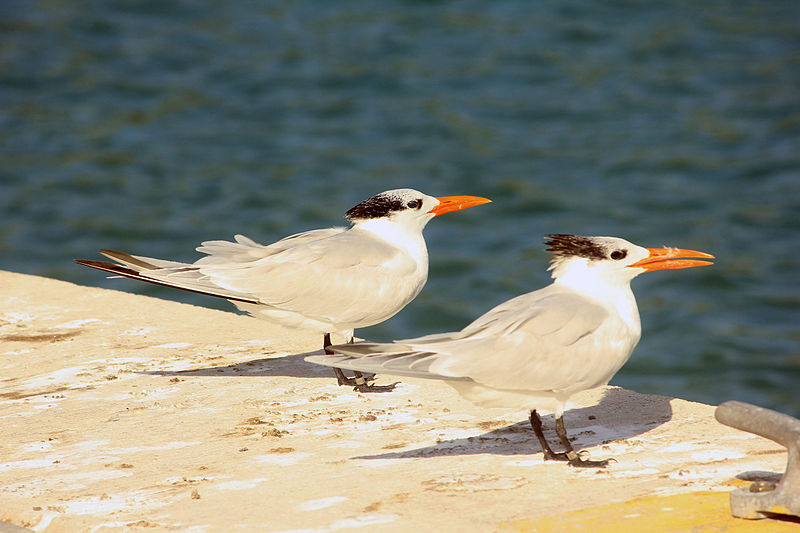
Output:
(311, 285), (612, 393)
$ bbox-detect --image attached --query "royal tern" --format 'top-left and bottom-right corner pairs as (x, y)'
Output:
(76, 188), (490, 391)
(306, 234), (714, 466)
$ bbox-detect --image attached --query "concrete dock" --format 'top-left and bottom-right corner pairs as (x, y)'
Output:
(0, 271), (793, 532)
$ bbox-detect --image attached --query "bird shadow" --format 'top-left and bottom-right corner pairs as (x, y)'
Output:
(139, 351), (674, 460)
(139, 350), (334, 379)
(352, 387), (674, 460)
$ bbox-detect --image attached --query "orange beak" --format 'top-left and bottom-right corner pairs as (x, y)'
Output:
(629, 247), (715, 272)
(429, 195), (492, 217)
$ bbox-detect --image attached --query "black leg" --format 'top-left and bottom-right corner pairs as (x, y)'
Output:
(324, 334), (397, 393)
(529, 410), (609, 468)
(347, 337), (398, 393)
(349, 337), (369, 389)
(529, 410), (569, 461)
(324, 333), (357, 387)
(554, 414), (609, 468)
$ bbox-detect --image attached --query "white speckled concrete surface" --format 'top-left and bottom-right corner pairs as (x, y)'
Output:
(0, 271), (788, 532)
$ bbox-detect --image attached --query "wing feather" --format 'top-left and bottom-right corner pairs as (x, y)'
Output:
(309, 285), (615, 393)
(79, 226), (426, 330)
(305, 351), (470, 381)
(198, 228), (424, 326)
(74, 259), (259, 303)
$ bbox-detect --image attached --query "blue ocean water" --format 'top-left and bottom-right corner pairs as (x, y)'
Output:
(1, 1), (798, 416)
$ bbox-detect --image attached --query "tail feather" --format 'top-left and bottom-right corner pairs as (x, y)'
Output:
(326, 341), (415, 357)
(74, 259), (141, 279)
(74, 258), (259, 304)
(100, 249), (188, 270)
(305, 345), (469, 382)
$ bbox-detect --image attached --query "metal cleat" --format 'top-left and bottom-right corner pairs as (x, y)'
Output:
(715, 400), (800, 520)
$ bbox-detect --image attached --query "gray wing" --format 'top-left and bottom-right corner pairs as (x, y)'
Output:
(79, 227), (425, 328)
(194, 230), (343, 265)
(75, 251), (259, 303)
(74, 230), (346, 304)
(305, 350), (470, 381)
(307, 285), (610, 392)
(420, 288), (610, 391)
(195, 228), (425, 326)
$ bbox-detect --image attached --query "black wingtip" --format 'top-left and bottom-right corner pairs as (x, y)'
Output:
(75, 257), (260, 304)
(74, 258), (106, 268)
(74, 259), (138, 277)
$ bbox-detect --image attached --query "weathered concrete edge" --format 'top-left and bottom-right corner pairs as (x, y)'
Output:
(0, 270), (791, 532)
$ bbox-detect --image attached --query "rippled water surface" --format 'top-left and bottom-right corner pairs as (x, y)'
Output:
(2, 1), (799, 416)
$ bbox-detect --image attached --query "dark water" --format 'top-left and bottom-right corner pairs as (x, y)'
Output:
(2, 1), (799, 416)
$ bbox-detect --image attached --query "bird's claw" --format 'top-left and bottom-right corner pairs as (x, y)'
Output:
(353, 382), (399, 394)
(542, 451), (571, 462)
(567, 456), (611, 468)
(333, 367), (372, 387)
(541, 449), (612, 468)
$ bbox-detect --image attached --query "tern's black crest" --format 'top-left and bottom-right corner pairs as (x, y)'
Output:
(545, 234), (608, 260)
(345, 193), (406, 221)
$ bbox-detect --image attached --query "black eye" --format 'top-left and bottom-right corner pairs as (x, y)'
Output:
(610, 249), (627, 260)
(407, 199), (422, 209)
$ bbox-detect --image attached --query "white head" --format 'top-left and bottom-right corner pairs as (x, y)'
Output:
(345, 188), (491, 233)
(545, 234), (714, 289)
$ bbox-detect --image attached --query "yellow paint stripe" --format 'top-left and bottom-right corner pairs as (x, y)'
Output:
(497, 491), (799, 533)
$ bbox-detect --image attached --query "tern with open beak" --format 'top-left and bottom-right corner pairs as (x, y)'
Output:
(76, 189), (490, 391)
(306, 234), (713, 465)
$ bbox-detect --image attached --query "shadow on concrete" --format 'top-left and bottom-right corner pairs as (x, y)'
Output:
(139, 350), (334, 380)
(140, 353), (674, 459)
(352, 388), (674, 459)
